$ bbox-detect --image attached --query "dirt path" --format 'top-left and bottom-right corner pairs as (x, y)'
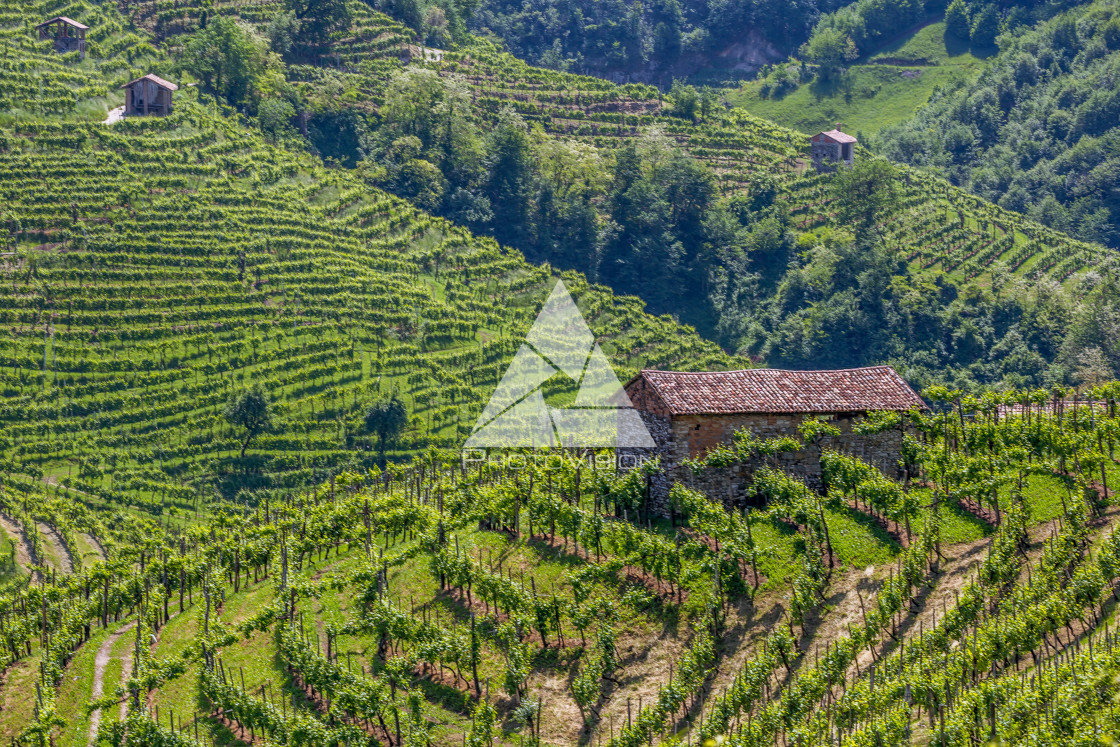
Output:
(591, 622), (689, 745)
(88, 621), (136, 747)
(706, 592), (786, 694)
(119, 628), (135, 724)
(851, 534), (991, 676)
(795, 567), (885, 678)
(0, 513), (39, 582)
(37, 521), (74, 575)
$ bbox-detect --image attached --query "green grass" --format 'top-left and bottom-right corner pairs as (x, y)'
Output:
(823, 505), (902, 569)
(726, 21), (985, 136)
(1020, 472), (1078, 524)
(0, 521), (25, 586)
(748, 515), (806, 587)
(0, 651), (43, 742)
(55, 626), (114, 747)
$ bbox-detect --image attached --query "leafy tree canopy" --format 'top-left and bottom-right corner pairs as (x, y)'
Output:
(224, 384), (275, 457)
(365, 392), (409, 463)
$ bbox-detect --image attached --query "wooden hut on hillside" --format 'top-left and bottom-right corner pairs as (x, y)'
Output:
(121, 74), (178, 116)
(36, 16), (87, 59)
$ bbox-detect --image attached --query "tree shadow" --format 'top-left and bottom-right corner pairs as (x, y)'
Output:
(943, 34), (970, 57)
(969, 42), (999, 59)
(808, 74), (845, 103)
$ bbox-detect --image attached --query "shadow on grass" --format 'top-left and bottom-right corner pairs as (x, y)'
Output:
(830, 504), (903, 561)
(944, 34), (970, 57)
(943, 498), (994, 537)
(809, 73), (845, 103)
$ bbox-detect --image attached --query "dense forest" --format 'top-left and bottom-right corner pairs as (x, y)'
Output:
(461, 0), (846, 77)
(370, 0), (857, 76)
(877, 0), (1120, 248)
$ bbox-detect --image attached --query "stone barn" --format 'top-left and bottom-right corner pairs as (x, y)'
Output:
(810, 125), (856, 171)
(625, 366), (925, 512)
(121, 74), (178, 116)
(36, 16), (87, 59)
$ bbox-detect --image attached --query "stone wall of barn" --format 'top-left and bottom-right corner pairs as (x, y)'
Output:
(624, 375), (675, 516)
(634, 407), (904, 513)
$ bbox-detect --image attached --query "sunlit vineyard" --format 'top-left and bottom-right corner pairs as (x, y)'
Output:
(5, 0), (1120, 743)
(6, 355), (1120, 745)
(112, 0), (1115, 292)
(0, 0), (741, 515)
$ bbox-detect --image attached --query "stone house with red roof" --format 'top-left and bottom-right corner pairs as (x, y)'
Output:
(625, 365), (925, 510)
(810, 125), (857, 171)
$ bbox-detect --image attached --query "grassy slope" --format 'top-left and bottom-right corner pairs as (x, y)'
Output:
(726, 21), (986, 137)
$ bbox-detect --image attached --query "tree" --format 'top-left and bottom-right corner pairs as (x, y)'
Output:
(365, 392), (408, 464)
(830, 159), (899, 236)
(945, 0), (970, 42)
(970, 4), (1000, 48)
(267, 11), (300, 58)
(424, 5), (450, 45)
(668, 80), (700, 120)
(224, 384), (274, 457)
(651, 0), (683, 65)
(397, 158), (446, 211)
(286, 0), (351, 49)
(1105, 17), (1120, 51)
(180, 17), (267, 105)
(381, 68), (449, 149)
(389, 0), (423, 33)
(1074, 347), (1113, 387)
(804, 28), (858, 79)
(258, 98), (295, 140)
(484, 108), (534, 248)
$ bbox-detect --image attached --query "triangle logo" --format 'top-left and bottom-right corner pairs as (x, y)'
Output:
(464, 280), (655, 449)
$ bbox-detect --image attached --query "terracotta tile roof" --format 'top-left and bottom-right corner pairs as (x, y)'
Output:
(820, 129), (857, 144)
(122, 74), (178, 91)
(634, 366), (925, 415)
(37, 16), (89, 29)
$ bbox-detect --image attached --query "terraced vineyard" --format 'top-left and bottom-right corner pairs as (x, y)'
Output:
(0, 0), (750, 513)
(97, 0), (1113, 293)
(4, 361), (1120, 746)
(5, 0), (1120, 743)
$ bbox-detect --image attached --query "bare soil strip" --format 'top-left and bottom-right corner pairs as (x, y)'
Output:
(88, 621), (136, 747)
(119, 628), (136, 724)
(0, 513), (39, 582)
(37, 521), (74, 575)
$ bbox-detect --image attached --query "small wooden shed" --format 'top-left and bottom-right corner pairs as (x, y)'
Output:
(36, 16), (88, 59)
(810, 124), (857, 171)
(121, 74), (178, 116)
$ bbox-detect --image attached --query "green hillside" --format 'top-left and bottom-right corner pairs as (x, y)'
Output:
(0, 0), (742, 512)
(726, 21), (986, 136)
(878, 0), (1120, 249)
(4, 0), (1120, 745)
(104, 0), (1120, 389)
